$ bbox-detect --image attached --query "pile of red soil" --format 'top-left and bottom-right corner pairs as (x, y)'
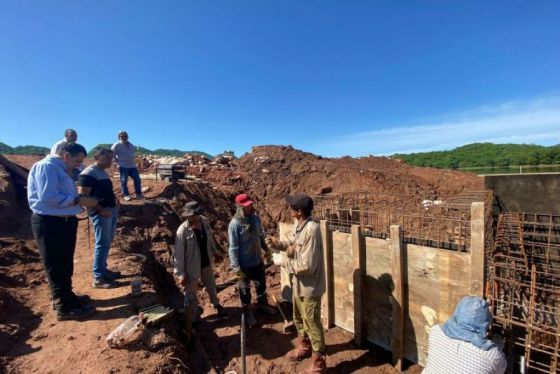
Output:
(192, 145), (483, 229)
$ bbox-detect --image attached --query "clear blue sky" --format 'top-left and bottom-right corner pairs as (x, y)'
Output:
(1, 1), (559, 157)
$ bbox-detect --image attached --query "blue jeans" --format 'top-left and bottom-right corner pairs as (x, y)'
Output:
(91, 207), (118, 279)
(119, 167), (142, 197)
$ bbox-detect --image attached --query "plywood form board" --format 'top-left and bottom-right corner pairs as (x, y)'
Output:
(332, 231), (355, 332)
(278, 222), (295, 302)
(320, 220), (334, 328)
(364, 237), (393, 350)
(403, 243), (471, 365)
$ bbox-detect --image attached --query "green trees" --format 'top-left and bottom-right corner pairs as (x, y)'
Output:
(392, 143), (560, 169)
(0, 142), (49, 155)
(0, 141), (213, 158)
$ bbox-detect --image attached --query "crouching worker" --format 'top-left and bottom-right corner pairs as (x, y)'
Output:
(267, 193), (326, 373)
(173, 201), (224, 327)
(423, 296), (506, 374)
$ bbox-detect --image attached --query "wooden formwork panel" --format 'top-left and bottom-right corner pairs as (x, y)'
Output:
(332, 231), (354, 332)
(403, 244), (470, 365)
(362, 239), (471, 366)
(364, 237), (393, 351)
(278, 222), (294, 302)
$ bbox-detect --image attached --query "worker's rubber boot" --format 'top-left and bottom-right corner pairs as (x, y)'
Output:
(303, 352), (326, 374)
(242, 305), (257, 328)
(287, 336), (312, 362)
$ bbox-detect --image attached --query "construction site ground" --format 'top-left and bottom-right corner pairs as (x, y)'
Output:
(0, 147), (483, 373)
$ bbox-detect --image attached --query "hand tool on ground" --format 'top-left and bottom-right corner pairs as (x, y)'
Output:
(271, 293), (296, 333)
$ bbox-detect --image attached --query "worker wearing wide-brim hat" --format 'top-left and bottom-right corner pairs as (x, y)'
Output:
(173, 201), (225, 321)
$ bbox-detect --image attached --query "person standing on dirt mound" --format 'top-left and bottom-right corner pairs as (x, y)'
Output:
(111, 130), (144, 202)
(50, 128), (77, 156)
(77, 148), (122, 289)
(173, 201), (225, 327)
(266, 193), (327, 373)
(28, 143), (98, 321)
(228, 193), (277, 328)
(50, 129), (82, 180)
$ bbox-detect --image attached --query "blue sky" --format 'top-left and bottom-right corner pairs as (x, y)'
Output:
(1, 1), (558, 157)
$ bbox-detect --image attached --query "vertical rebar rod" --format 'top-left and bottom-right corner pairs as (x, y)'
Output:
(524, 265), (537, 371)
(241, 313), (246, 374)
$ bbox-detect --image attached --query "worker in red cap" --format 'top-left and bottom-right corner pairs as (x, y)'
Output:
(228, 193), (277, 327)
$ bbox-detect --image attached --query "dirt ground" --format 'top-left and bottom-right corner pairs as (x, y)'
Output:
(0, 148), (481, 373)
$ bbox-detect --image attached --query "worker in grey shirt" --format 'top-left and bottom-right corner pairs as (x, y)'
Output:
(111, 130), (144, 201)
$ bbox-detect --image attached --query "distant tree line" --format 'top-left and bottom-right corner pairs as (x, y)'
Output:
(392, 143), (560, 169)
(0, 141), (213, 158)
(0, 142), (49, 155)
(87, 144), (212, 158)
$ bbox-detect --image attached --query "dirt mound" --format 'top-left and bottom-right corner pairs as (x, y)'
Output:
(191, 145), (483, 229)
(0, 165), (20, 235)
(1, 150), (476, 373)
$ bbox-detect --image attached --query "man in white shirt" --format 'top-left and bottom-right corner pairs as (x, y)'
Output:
(423, 296), (507, 374)
(50, 129), (78, 156)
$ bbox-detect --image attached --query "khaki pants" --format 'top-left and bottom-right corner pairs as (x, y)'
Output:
(293, 295), (326, 354)
(185, 265), (220, 316)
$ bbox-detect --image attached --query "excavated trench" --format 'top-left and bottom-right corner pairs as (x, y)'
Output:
(112, 181), (238, 373)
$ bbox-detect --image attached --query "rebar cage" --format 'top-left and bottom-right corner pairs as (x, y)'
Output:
(312, 190), (493, 251)
(488, 213), (560, 373)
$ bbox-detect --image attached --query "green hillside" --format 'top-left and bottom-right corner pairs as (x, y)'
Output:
(88, 144), (212, 158)
(0, 141), (213, 158)
(0, 142), (49, 155)
(392, 143), (560, 169)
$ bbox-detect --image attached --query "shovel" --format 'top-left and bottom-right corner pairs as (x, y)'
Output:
(271, 294), (296, 333)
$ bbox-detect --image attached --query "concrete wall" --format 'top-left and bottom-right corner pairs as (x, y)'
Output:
(483, 173), (560, 214)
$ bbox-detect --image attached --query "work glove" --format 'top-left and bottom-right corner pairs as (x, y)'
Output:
(234, 269), (246, 280)
(264, 250), (273, 263)
(272, 252), (285, 266)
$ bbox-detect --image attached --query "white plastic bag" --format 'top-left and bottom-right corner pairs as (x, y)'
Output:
(106, 315), (142, 348)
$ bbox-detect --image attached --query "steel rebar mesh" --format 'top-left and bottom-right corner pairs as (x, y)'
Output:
(312, 190), (492, 251)
(489, 213), (560, 373)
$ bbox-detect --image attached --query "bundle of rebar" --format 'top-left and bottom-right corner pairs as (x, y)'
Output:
(489, 213), (560, 373)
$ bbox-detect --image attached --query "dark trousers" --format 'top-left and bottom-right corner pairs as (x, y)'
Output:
(118, 167), (142, 197)
(31, 214), (78, 312)
(238, 262), (268, 306)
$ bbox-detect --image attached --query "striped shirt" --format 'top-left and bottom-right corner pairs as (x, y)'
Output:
(423, 325), (507, 374)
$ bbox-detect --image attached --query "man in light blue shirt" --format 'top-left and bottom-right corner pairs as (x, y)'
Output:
(111, 130), (144, 201)
(28, 143), (98, 321)
(228, 193), (276, 327)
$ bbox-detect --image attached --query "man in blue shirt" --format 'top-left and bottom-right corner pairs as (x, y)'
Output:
(28, 143), (98, 321)
(228, 193), (276, 327)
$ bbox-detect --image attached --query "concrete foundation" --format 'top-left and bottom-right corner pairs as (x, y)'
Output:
(483, 173), (560, 214)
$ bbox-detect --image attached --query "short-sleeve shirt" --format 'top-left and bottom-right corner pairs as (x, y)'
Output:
(78, 165), (116, 214)
(111, 141), (136, 168)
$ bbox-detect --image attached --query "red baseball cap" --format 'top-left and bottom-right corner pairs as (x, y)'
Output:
(235, 193), (254, 206)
